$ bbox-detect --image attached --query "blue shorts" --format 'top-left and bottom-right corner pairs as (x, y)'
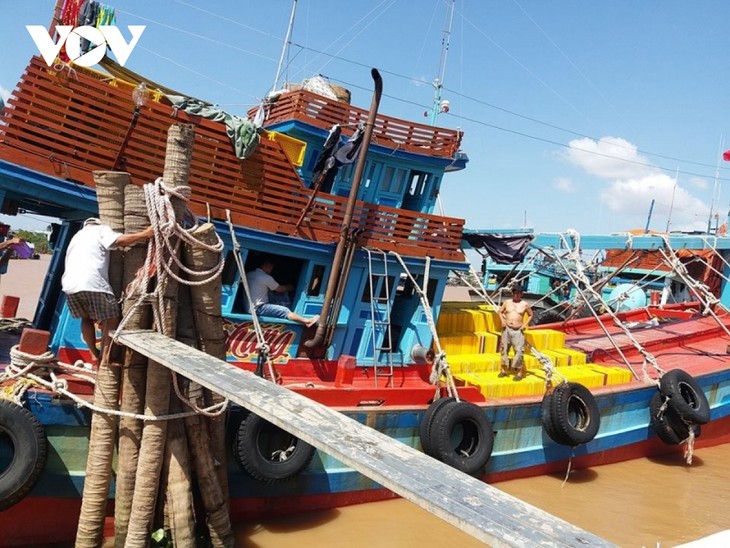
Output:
(256, 303), (291, 319)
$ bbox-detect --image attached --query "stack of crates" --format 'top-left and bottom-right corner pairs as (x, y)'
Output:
(435, 303), (634, 399)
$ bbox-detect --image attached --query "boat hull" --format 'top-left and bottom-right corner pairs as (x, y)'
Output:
(2, 368), (729, 546)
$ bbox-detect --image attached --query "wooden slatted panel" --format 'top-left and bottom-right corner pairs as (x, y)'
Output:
(0, 58), (464, 260)
(259, 89), (463, 159)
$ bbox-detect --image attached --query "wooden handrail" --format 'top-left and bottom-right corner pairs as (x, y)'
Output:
(0, 58), (465, 261)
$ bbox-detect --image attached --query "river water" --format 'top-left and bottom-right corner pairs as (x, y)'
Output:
(238, 443), (730, 547)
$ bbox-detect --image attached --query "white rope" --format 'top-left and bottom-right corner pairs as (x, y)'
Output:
(553, 230), (662, 383)
(3, 346), (226, 420)
(225, 209), (276, 382)
(389, 251), (459, 400)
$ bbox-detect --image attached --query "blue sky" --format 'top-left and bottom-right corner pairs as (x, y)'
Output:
(2, 0), (730, 235)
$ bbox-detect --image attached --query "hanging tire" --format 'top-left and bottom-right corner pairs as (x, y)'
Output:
(659, 369), (710, 425)
(0, 400), (48, 511)
(419, 396), (457, 457)
(233, 413), (315, 483)
(541, 390), (568, 445)
(546, 382), (601, 446)
(649, 391), (701, 445)
(429, 401), (494, 475)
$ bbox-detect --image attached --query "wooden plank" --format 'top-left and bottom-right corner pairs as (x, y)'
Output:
(116, 330), (614, 548)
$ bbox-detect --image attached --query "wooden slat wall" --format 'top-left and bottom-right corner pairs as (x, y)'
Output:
(0, 58), (464, 261)
(259, 90), (463, 158)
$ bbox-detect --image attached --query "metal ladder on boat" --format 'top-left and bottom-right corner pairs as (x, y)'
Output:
(365, 248), (394, 383)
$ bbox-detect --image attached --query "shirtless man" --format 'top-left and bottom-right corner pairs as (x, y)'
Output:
(498, 285), (533, 381)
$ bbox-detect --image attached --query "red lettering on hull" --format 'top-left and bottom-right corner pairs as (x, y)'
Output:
(224, 320), (296, 363)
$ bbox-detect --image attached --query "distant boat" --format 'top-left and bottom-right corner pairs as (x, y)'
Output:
(1, 18), (730, 548)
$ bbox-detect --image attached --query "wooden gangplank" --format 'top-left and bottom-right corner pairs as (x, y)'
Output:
(117, 330), (614, 547)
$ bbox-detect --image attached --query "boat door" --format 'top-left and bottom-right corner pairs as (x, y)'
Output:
(34, 221), (77, 330)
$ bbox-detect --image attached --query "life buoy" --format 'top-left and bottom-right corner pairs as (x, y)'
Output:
(659, 369), (710, 425)
(419, 396), (457, 457)
(649, 391), (701, 445)
(0, 400), (48, 511)
(542, 382), (600, 446)
(233, 412), (315, 483)
(428, 401), (494, 475)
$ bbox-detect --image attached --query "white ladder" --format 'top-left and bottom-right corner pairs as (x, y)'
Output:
(365, 248), (394, 383)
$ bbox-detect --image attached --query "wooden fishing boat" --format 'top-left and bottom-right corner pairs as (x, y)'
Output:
(1, 35), (730, 547)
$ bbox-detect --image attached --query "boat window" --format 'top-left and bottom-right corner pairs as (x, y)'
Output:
(308, 264), (325, 296)
(408, 172), (430, 196)
(221, 250), (238, 286)
(396, 274), (438, 305)
(360, 275), (395, 303)
(230, 251), (306, 314)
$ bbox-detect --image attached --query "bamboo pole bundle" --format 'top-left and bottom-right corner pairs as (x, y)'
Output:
(125, 124), (195, 546)
(75, 171), (130, 547)
(181, 223), (232, 546)
(114, 184), (153, 545)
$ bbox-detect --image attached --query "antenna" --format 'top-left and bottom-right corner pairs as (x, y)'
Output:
(272, 0), (298, 94)
(428, 0), (455, 126)
(666, 168), (678, 233)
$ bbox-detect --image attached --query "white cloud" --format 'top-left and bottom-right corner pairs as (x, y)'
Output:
(0, 86), (10, 103)
(567, 136), (656, 179)
(566, 136), (712, 232)
(553, 177), (574, 192)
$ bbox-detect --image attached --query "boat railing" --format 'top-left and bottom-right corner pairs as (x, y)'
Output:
(0, 57), (464, 261)
(258, 89), (463, 159)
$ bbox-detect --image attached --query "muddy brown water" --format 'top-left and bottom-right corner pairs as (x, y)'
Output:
(238, 444), (730, 547)
(7, 254), (730, 546)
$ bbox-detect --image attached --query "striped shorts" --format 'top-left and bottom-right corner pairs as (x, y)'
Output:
(66, 291), (120, 321)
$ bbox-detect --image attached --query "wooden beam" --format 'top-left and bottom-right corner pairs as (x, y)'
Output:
(116, 329), (614, 547)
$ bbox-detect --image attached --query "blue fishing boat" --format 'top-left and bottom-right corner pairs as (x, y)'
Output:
(1, 10), (730, 547)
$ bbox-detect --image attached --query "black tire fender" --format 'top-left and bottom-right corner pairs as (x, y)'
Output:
(659, 369), (710, 425)
(233, 413), (315, 483)
(541, 390), (569, 445)
(419, 396), (457, 457)
(0, 400), (48, 511)
(548, 382), (601, 446)
(430, 401), (494, 475)
(649, 391), (701, 445)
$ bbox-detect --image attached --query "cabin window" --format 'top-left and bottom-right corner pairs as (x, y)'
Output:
(361, 275), (395, 303)
(231, 251), (306, 315)
(408, 172), (430, 196)
(307, 264), (325, 296)
(396, 274), (438, 305)
(381, 166), (406, 194)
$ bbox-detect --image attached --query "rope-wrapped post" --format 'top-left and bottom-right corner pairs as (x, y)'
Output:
(126, 124), (196, 546)
(179, 222), (232, 545)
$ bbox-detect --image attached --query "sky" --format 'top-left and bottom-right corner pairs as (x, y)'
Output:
(1, 0), (730, 236)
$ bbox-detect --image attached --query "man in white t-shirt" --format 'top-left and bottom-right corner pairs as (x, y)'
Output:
(61, 218), (153, 366)
(246, 258), (319, 327)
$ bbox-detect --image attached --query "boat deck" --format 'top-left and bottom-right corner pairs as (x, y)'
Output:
(563, 309), (730, 379)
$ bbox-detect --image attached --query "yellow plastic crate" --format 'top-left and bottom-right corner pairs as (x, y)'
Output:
(439, 332), (482, 355)
(447, 353), (501, 374)
(459, 371), (545, 399)
(553, 365), (606, 388)
(475, 331), (499, 353)
(525, 329), (566, 350)
(552, 347), (587, 365)
(589, 364), (634, 386)
(265, 131), (307, 167)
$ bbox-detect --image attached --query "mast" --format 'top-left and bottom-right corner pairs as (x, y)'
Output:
(428, 0), (455, 126)
(708, 135), (724, 233)
(272, 0), (298, 93)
